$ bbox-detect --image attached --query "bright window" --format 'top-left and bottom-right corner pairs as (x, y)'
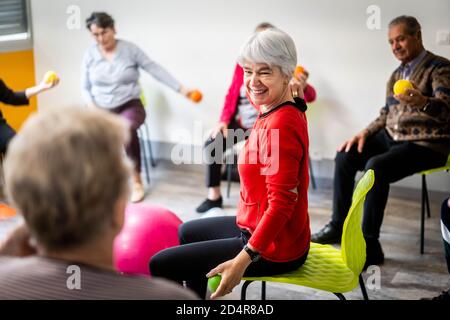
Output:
(0, 0), (28, 37)
(0, 0), (31, 51)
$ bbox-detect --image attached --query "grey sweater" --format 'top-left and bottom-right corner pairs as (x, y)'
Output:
(82, 39), (181, 109)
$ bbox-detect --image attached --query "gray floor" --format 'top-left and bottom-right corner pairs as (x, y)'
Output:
(1, 161), (449, 300)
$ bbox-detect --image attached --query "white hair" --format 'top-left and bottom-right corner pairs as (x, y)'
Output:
(237, 28), (297, 77)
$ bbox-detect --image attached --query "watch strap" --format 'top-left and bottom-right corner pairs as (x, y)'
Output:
(244, 244), (260, 262)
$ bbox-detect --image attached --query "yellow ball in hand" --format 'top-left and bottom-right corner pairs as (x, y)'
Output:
(44, 71), (59, 84)
(393, 79), (413, 95)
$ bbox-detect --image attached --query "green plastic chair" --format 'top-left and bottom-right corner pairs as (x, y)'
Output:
(241, 169), (375, 300)
(418, 154), (450, 254)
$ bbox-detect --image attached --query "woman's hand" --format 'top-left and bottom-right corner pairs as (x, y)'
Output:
(25, 74), (59, 98)
(210, 122), (228, 139)
(289, 71), (309, 99)
(39, 76), (60, 91)
(179, 85), (191, 98)
(207, 249), (252, 299)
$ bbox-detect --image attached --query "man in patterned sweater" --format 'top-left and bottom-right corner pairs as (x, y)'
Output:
(312, 16), (450, 268)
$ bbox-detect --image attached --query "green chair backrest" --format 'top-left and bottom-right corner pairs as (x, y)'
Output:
(341, 169), (375, 274)
(140, 90), (147, 107)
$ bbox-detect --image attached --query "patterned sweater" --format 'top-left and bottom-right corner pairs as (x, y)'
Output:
(365, 51), (450, 154)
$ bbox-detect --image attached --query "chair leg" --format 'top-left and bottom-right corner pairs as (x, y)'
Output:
(227, 164), (232, 198)
(143, 122), (156, 168)
(420, 175), (426, 254)
(138, 129), (150, 184)
(359, 275), (369, 300)
(309, 156), (317, 190)
(333, 293), (346, 300)
(423, 176), (431, 219)
(261, 281), (266, 300)
(241, 280), (253, 300)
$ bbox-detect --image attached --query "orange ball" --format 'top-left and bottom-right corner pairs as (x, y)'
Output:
(294, 66), (305, 80)
(0, 204), (17, 219)
(189, 90), (202, 103)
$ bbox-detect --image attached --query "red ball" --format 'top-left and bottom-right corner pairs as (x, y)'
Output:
(113, 204), (182, 276)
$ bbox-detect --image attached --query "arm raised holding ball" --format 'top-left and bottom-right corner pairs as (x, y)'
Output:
(24, 71), (59, 99)
(0, 76), (59, 154)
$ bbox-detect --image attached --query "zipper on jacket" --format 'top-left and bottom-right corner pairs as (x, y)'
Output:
(257, 202), (261, 220)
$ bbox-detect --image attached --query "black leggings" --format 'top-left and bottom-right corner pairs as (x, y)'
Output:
(204, 120), (247, 188)
(0, 118), (16, 154)
(149, 216), (308, 299)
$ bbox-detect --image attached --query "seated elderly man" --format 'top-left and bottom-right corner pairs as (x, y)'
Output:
(0, 107), (197, 299)
(312, 15), (450, 267)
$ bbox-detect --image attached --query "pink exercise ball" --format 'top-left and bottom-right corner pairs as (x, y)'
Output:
(113, 203), (182, 276)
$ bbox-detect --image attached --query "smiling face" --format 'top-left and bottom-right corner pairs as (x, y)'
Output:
(388, 23), (423, 64)
(243, 61), (291, 110)
(89, 24), (116, 51)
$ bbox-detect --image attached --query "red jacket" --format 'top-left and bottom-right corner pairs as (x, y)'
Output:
(219, 64), (317, 124)
(237, 102), (310, 262)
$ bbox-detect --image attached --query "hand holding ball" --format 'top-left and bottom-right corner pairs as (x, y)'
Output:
(43, 71), (59, 85)
(294, 66), (305, 80)
(295, 66), (305, 77)
(393, 79), (413, 95)
(208, 275), (222, 293)
(188, 90), (203, 103)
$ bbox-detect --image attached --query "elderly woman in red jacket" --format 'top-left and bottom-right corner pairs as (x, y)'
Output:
(196, 22), (316, 213)
(151, 27), (311, 299)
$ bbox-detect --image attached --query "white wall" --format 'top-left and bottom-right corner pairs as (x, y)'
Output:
(31, 0), (449, 190)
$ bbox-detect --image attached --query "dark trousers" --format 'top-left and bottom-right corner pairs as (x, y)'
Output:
(0, 117), (16, 155)
(204, 121), (248, 188)
(331, 129), (448, 240)
(110, 99), (146, 174)
(149, 216), (308, 299)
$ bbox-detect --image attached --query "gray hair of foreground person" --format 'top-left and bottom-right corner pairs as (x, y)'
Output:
(237, 28), (297, 78)
(3, 107), (132, 252)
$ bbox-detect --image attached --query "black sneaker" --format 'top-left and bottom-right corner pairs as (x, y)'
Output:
(196, 197), (223, 213)
(311, 222), (342, 244)
(363, 238), (384, 270)
(421, 289), (450, 301)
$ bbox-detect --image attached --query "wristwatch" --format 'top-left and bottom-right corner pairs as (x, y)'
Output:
(244, 245), (261, 262)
